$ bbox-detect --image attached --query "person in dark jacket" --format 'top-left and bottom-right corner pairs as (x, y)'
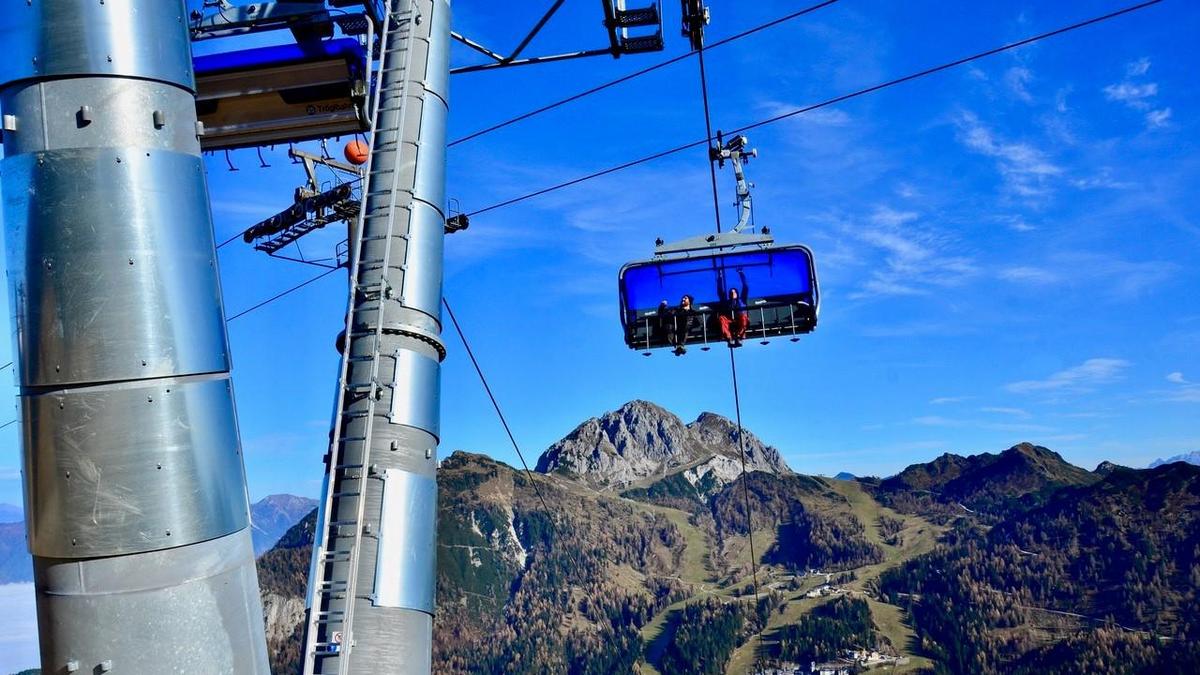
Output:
(666, 294), (695, 356)
(717, 269), (749, 347)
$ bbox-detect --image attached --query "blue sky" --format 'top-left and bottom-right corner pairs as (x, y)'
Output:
(1, 0), (1198, 512)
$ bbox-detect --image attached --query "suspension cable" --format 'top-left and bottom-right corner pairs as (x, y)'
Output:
(442, 297), (552, 511)
(226, 267), (341, 322)
(728, 349), (761, 606)
(448, 0), (843, 148)
(697, 46), (723, 233)
(464, 0), (1164, 218)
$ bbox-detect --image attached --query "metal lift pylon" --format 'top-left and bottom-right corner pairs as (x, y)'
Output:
(302, 0), (450, 672)
(0, 2), (269, 673)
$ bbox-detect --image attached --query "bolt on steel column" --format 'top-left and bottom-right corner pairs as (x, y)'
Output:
(314, 0), (450, 671)
(0, 2), (269, 673)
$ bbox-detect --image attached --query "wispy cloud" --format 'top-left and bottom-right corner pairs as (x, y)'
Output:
(1104, 58), (1171, 129)
(848, 207), (977, 300)
(758, 101), (852, 128)
(1162, 372), (1200, 403)
(1126, 57), (1151, 77)
(930, 396), (971, 405)
(998, 266), (1060, 285)
(956, 112), (1061, 198)
(912, 415), (1055, 434)
(1103, 82), (1158, 110)
(1006, 358), (1130, 395)
(1004, 67), (1034, 103)
(996, 253), (1177, 300)
(1145, 108), (1172, 128)
(1165, 387), (1200, 403)
(980, 406), (1031, 418)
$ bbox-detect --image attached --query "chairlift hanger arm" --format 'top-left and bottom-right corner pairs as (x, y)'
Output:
(451, 0), (662, 75)
(509, 0), (568, 62)
(288, 148), (365, 180)
(450, 48), (616, 75)
(450, 32), (506, 63)
(710, 133), (757, 234)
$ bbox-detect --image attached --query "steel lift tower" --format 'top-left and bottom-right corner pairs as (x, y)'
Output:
(0, 2), (269, 673)
(301, 0), (450, 671)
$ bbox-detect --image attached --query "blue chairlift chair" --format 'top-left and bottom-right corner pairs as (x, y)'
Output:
(619, 245), (819, 353)
(618, 134), (820, 354)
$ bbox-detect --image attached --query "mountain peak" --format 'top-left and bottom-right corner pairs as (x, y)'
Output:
(251, 493), (318, 556)
(536, 400), (790, 490)
(1149, 451), (1200, 469)
(882, 442), (1096, 516)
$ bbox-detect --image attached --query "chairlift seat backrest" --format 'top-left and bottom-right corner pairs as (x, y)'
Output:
(194, 38), (369, 150)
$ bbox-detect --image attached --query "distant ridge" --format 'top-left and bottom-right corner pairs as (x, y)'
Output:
(0, 503), (21, 523)
(1149, 451), (1200, 468)
(875, 442), (1098, 519)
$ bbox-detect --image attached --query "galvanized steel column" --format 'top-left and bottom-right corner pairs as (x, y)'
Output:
(0, 2), (269, 673)
(322, 0), (450, 671)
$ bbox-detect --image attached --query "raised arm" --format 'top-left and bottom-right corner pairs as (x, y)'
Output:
(738, 268), (749, 300)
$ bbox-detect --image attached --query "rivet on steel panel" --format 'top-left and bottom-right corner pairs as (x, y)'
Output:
(153, 110), (165, 129)
(77, 106), (92, 126)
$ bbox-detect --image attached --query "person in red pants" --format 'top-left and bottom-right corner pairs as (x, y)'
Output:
(718, 269), (750, 347)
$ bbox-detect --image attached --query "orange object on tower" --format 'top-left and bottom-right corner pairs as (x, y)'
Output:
(344, 139), (370, 165)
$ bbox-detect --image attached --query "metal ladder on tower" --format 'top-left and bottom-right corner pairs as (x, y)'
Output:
(302, 2), (418, 672)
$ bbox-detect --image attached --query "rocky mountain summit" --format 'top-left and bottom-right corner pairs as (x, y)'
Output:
(1149, 450), (1200, 468)
(534, 400), (791, 491)
(251, 494), (318, 556)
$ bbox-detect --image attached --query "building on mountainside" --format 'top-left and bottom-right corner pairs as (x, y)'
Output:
(810, 662), (852, 675)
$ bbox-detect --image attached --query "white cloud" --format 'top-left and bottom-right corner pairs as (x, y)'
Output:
(1006, 358), (1130, 394)
(1126, 57), (1152, 77)
(757, 101), (851, 127)
(997, 254), (1177, 300)
(1104, 60), (1172, 130)
(1163, 372), (1200, 403)
(848, 209), (978, 300)
(998, 266), (1060, 285)
(869, 206), (919, 228)
(1071, 177), (1133, 190)
(911, 415), (1055, 434)
(980, 406), (1031, 418)
(1103, 82), (1158, 109)
(1004, 67), (1034, 103)
(957, 112), (1061, 198)
(1146, 108), (1172, 128)
(1054, 87), (1072, 113)
(930, 396), (971, 405)
(1004, 217), (1036, 232)
(1166, 387), (1200, 403)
